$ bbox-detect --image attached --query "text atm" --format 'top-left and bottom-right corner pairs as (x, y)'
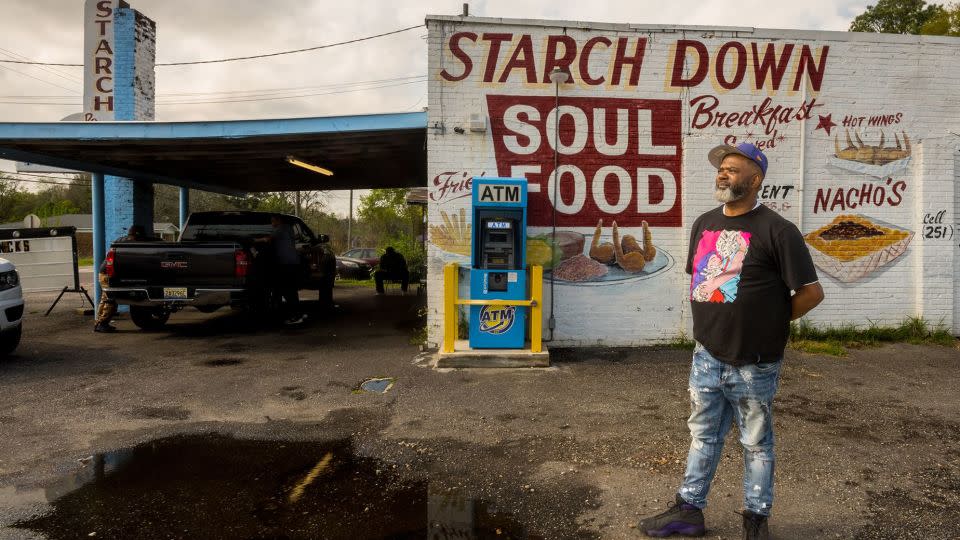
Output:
(469, 177), (528, 349)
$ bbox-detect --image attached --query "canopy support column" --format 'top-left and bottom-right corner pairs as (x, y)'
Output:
(92, 172), (105, 306)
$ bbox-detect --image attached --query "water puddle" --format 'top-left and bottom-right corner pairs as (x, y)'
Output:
(10, 434), (543, 539)
(357, 377), (395, 394)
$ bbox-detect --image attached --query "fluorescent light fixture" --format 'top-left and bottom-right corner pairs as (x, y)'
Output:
(286, 155), (333, 176)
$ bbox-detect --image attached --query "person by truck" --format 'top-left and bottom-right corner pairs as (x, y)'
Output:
(103, 211), (335, 330)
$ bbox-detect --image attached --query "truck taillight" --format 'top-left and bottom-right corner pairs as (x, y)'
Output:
(105, 248), (116, 277)
(235, 249), (249, 278)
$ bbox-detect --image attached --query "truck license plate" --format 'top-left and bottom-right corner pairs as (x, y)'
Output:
(163, 287), (188, 299)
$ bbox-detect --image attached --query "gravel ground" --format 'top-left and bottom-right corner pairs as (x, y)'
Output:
(0, 285), (957, 539)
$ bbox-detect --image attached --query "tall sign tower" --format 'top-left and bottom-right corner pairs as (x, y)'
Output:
(83, 0), (157, 242)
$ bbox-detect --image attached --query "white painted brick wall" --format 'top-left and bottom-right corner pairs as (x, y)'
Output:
(425, 16), (960, 347)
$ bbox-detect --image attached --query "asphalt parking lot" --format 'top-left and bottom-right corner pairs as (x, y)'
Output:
(0, 283), (958, 539)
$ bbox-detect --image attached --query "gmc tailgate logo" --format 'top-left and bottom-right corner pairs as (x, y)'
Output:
(160, 261), (188, 269)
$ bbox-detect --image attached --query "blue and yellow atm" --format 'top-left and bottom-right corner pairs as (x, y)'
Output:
(469, 177), (528, 349)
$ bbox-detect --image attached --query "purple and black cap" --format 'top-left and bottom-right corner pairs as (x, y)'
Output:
(708, 142), (768, 177)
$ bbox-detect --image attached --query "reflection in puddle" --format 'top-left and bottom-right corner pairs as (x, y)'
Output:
(358, 377), (396, 394)
(12, 434), (542, 539)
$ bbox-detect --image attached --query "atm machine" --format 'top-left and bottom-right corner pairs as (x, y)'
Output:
(469, 177), (528, 349)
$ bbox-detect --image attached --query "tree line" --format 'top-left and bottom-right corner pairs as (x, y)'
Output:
(850, 0), (960, 35)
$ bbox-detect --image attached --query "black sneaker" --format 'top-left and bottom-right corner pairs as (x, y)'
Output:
(741, 511), (769, 540)
(94, 323), (117, 333)
(283, 314), (306, 326)
(638, 494), (706, 537)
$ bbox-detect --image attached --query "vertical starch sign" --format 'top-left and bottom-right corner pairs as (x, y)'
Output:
(487, 95), (682, 227)
(84, 0), (122, 120)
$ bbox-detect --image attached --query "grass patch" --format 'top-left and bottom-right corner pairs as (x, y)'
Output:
(409, 307), (428, 346)
(336, 278), (375, 288)
(789, 339), (847, 357)
(789, 316), (956, 356)
(78, 256), (93, 267)
(664, 332), (696, 350)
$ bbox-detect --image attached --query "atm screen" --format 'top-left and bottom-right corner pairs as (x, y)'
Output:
(487, 221), (512, 229)
(488, 233), (508, 243)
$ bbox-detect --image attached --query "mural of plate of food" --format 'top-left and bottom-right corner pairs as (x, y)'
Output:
(829, 129), (912, 178)
(804, 214), (914, 283)
(529, 219), (673, 286)
(429, 208), (472, 265)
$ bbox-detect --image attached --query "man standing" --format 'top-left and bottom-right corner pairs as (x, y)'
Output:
(638, 143), (824, 539)
(269, 215), (305, 325)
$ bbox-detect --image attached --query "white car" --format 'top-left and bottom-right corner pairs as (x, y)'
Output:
(0, 258), (23, 356)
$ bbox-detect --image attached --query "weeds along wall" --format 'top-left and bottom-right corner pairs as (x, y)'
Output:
(424, 16), (960, 347)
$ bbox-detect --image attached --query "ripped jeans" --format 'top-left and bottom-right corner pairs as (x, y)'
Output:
(678, 342), (782, 516)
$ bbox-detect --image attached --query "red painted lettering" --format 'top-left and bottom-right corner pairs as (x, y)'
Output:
(715, 42), (747, 90)
(578, 37), (611, 85)
(751, 43), (793, 91)
(611, 37), (646, 86)
(793, 45), (829, 92)
(440, 32), (477, 82)
(542, 35), (577, 84)
(689, 95), (719, 130)
(480, 33), (513, 83)
(670, 40), (708, 88)
(498, 35), (537, 83)
(486, 94), (682, 227)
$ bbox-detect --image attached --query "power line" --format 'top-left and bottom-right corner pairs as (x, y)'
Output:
(158, 79), (426, 105)
(0, 24), (424, 67)
(158, 24), (424, 66)
(0, 74), (426, 100)
(0, 77), (426, 106)
(0, 63), (78, 94)
(0, 47), (82, 85)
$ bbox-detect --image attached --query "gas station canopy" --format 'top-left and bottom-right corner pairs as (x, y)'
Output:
(0, 111), (427, 195)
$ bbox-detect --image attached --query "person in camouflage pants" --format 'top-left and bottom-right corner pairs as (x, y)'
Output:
(94, 225), (146, 333)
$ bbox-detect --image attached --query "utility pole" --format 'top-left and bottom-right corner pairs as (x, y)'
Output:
(347, 189), (353, 248)
(294, 191), (301, 217)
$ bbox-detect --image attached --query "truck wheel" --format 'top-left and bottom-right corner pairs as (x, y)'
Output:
(0, 324), (22, 356)
(130, 306), (170, 330)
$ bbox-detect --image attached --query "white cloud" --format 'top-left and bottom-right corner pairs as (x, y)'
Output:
(0, 0), (870, 122)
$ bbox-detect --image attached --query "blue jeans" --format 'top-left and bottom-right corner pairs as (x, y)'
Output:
(678, 342), (782, 516)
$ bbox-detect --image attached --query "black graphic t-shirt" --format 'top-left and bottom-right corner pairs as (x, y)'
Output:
(685, 205), (818, 366)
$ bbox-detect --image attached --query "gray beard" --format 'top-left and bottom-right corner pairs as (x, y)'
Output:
(715, 183), (748, 203)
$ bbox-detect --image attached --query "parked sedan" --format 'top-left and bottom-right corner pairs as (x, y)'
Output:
(341, 248), (379, 267)
(336, 255), (373, 280)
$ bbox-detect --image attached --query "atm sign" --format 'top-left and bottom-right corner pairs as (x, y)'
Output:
(476, 183), (521, 204)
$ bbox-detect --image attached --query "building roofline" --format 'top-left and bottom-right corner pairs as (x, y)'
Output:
(0, 111), (427, 141)
(425, 14), (960, 45)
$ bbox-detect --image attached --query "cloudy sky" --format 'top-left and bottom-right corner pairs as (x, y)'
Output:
(0, 0), (870, 214)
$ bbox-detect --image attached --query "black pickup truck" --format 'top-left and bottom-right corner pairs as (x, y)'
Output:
(104, 211), (336, 330)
